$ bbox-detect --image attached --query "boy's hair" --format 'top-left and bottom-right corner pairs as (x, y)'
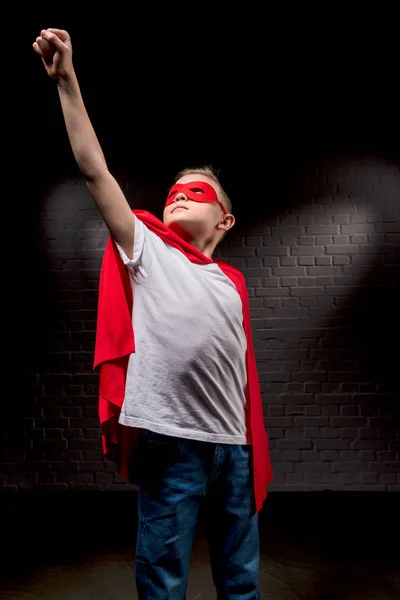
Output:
(173, 165), (233, 215)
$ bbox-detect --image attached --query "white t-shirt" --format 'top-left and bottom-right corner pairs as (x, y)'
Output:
(115, 214), (249, 445)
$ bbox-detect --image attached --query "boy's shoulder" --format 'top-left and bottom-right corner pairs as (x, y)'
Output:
(215, 258), (247, 288)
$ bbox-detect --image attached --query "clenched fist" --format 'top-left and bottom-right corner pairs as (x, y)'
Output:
(32, 29), (73, 81)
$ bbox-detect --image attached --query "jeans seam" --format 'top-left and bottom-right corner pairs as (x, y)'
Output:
(137, 494), (149, 598)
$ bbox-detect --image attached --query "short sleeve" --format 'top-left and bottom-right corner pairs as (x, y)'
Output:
(115, 214), (154, 284)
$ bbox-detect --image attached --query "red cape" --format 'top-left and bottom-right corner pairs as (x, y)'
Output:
(94, 210), (273, 512)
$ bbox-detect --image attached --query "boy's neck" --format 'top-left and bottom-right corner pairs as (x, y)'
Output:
(168, 223), (218, 261)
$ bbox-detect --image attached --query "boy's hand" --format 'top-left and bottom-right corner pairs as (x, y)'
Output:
(32, 29), (73, 81)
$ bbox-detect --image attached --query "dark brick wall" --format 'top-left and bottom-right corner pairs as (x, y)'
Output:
(3, 16), (398, 495)
(217, 157), (400, 490)
(1, 156), (399, 492)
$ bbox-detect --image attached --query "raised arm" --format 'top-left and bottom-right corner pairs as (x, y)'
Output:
(33, 28), (135, 259)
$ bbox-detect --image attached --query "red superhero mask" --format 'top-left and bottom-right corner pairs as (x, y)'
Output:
(165, 181), (227, 214)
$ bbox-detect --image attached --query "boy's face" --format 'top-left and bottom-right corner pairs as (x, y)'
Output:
(163, 174), (228, 239)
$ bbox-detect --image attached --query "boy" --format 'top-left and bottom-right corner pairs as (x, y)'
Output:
(33, 28), (273, 600)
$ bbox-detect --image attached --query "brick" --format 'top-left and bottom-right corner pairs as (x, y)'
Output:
(222, 247), (255, 257)
(291, 246), (324, 256)
(292, 372), (326, 382)
(296, 462), (331, 472)
(326, 245), (359, 254)
(282, 277), (298, 287)
(314, 440), (349, 450)
(283, 450), (301, 460)
(272, 308), (308, 318)
(341, 224), (375, 234)
(333, 256), (350, 265)
(308, 266), (341, 275)
(263, 298), (280, 308)
(273, 267), (305, 276)
(290, 287), (323, 297)
(277, 440), (313, 449)
(333, 236), (349, 244)
(325, 204), (356, 215)
(4, 158), (399, 497)
(303, 451), (324, 461)
(267, 417), (293, 427)
(245, 236), (263, 246)
(281, 298), (299, 307)
(321, 451), (339, 460)
(351, 234), (366, 244)
(281, 257), (297, 266)
(264, 236), (281, 246)
(315, 257), (332, 266)
(299, 237), (315, 246)
(262, 257), (279, 267)
(298, 257), (314, 266)
(282, 236), (298, 246)
(333, 215), (350, 224)
(295, 417), (330, 426)
(306, 225), (339, 235)
(308, 236), (326, 251)
(271, 226), (304, 236)
(257, 247), (289, 256)
(246, 257), (263, 268)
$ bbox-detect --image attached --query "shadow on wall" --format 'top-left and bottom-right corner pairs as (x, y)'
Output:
(344, 238), (400, 439)
(314, 235), (400, 476)
(1, 155), (399, 491)
(297, 155), (400, 390)
(323, 237), (400, 426)
(348, 242), (400, 391)
(237, 153), (400, 490)
(1, 172), (169, 487)
(230, 151), (400, 233)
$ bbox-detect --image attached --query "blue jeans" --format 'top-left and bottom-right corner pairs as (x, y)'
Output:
(133, 429), (260, 600)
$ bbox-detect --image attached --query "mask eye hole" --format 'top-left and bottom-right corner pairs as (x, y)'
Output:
(189, 187), (205, 194)
(168, 189), (177, 199)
